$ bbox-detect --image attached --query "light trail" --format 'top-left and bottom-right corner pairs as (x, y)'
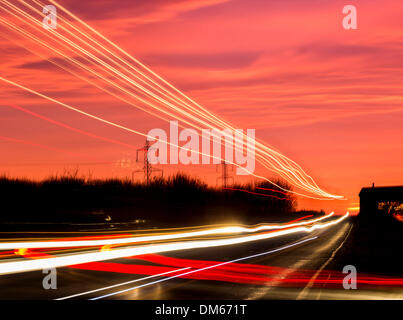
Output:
(0, 135), (77, 156)
(223, 187), (288, 200)
(0, 212), (334, 250)
(47, 0), (325, 191)
(255, 186), (293, 195)
(89, 237), (318, 300)
(56, 267), (191, 300)
(0, 2), (304, 185)
(0, 2), (301, 194)
(0, 213), (348, 275)
(3, 8), (320, 200)
(0, 75), (336, 200)
(76, 253), (403, 289)
(5, 103), (140, 151)
(3, 2), (340, 199)
(0, 0), (344, 200)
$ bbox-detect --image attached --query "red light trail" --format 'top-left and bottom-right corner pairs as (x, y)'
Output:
(15, 245), (403, 290)
(0, 135), (78, 156)
(5, 103), (140, 151)
(223, 187), (288, 200)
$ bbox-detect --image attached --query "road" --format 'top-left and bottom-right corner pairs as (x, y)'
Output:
(0, 216), (401, 300)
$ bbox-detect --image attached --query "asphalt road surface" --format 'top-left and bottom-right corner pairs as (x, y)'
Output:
(0, 218), (401, 300)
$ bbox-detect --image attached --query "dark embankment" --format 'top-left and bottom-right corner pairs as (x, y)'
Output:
(0, 173), (312, 229)
(329, 213), (403, 276)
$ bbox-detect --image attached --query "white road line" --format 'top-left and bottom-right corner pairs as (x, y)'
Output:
(296, 222), (353, 299)
(55, 267), (191, 300)
(90, 236), (318, 300)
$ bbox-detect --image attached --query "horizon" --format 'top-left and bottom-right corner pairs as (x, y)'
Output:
(2, 0), (403, 214)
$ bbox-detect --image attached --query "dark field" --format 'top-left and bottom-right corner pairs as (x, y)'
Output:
(0, 173), (312, 229)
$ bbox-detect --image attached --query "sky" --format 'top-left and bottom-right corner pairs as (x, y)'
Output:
(1, 0), (403, 214)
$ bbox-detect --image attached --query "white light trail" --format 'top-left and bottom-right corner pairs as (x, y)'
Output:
(0, 0), (344, 200)
(0, 212), (333, 249)
(0, 213), (349, 275)
(90, 237), (318, 300)
(56, 267), (191, 300)
(0, 75), (337, 200)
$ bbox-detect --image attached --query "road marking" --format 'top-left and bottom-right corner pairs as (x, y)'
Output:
(55, 267), (190, 300)
(246, 233), (318, 300)
(90, 237), (318, 300)
(296, 222), (353, 299)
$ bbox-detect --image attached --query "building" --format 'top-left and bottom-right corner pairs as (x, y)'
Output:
(359, 185), (403, 217)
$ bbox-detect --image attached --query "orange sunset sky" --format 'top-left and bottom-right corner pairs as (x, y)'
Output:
(1, 0), (403, 214)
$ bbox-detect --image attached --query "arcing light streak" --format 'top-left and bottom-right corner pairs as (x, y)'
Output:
(0, 23), (171, 125)
(0, 213), (334, 250)
(5, 1), (338, 199)
(89, 237), (318, 300)
(0, 75), (334, 200)
(46, 0), (325, 194)
(0, 5), (303, 195)
(0, 213), (348, 275)
(1, 0), (243, 145)
(0, 0), (318, 196)
(42, 0), (326, 197)
(0, 1), (343, 200)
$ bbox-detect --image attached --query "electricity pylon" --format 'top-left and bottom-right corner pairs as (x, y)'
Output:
(133, 140), (163, 184)
(216, 160), (234, 188)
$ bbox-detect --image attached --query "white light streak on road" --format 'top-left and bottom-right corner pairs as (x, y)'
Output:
(0, 213), (348, 275)
(0, 213), (334, 250)
(90, 237), (318, 300)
